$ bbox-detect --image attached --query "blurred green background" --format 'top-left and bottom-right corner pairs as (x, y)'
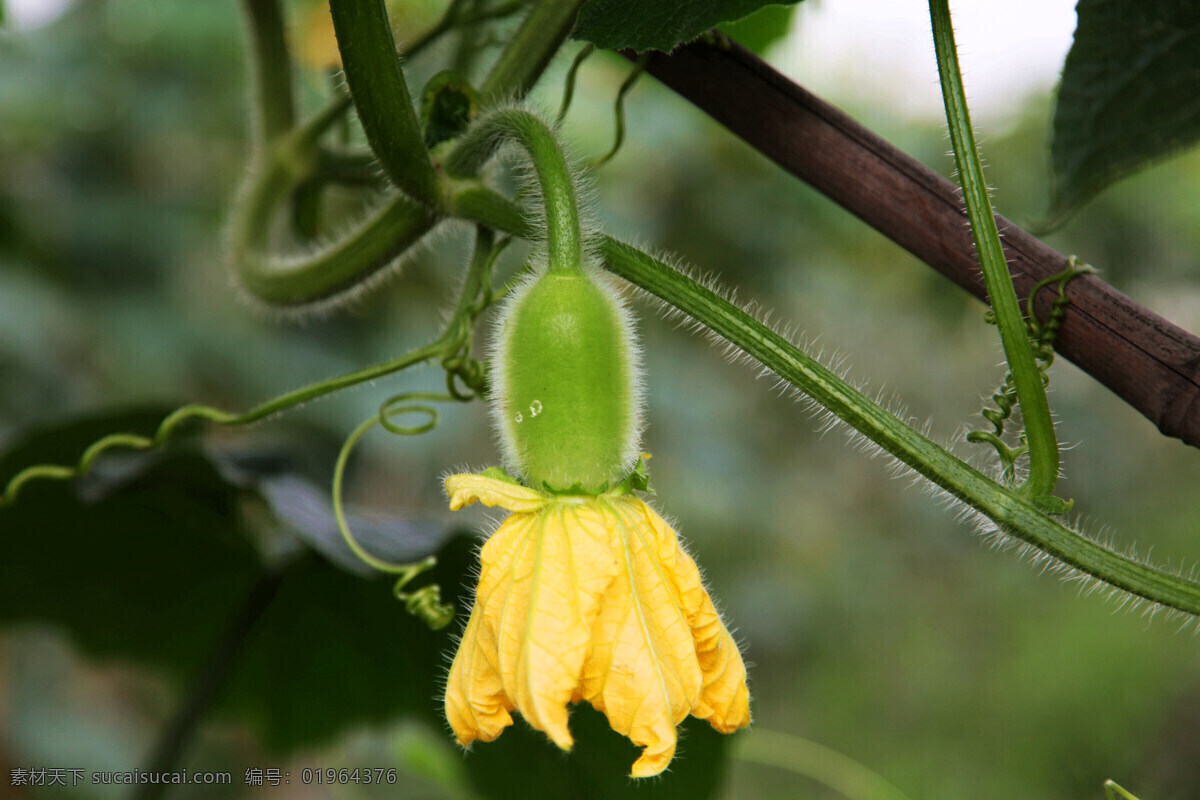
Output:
(2, 2), (1199, 799)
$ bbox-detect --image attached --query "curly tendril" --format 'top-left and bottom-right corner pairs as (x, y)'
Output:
(968, 258), (1094, 490)
(331, 392), (463, 630)
(1027, 256), (1096, 363)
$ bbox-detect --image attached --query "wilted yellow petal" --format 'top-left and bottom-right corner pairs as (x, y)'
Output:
(445, 473), (545, 513)
(444, 515), (532, 747)
(491, 502), (619, 749)
(444, 607), (512, 746)
(443, 476), (750, 779)
(659, 517), (752, 733)
(450, 499), (621, 750)
(581, 497), (707, 777)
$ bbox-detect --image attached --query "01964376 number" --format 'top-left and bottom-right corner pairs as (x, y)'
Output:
(299, 768), (397, 785)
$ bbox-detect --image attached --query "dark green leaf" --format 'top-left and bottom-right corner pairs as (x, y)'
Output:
(0, 410), (472, 754)
(217, 537), (475, 751)
(721, 3), (797, 55)
(1051, 0), (1200, 217)
(0, 450), (261, 675)
(463, 707), (732, 800)
(575, 0), (802, 53)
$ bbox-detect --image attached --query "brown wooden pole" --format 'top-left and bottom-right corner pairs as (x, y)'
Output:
(628, 39), (1200, 449)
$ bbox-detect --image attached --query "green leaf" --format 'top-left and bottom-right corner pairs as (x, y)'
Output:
(1051, 0), (1200, 217)
(575, 0), (803, 53)
(0, 445), (262, 676)
(463, 706), (732, 800)
(217, 538), (475, 751)
(721, 3), (797, 55)
(0, 410), (472, 753)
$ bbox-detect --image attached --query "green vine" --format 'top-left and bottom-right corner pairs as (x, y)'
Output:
(928, 0), (1064, 505)
(968, 258), (1095, 484)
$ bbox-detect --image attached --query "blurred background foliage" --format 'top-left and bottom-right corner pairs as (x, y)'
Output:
(2, 1), (1200, 799)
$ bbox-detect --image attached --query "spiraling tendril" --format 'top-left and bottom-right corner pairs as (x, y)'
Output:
(332, 392), (462, 630)
(968, 258), (1094, 493)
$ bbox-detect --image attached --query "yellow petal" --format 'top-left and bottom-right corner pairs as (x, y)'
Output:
(477, 501), (619, 750)
(445, 472), (545, 513)
(656, 512), (752, 734)
(444, 605), (513, 746)
(444, 516), (531, 747)
(444, 486), (750, 776)
(582, 497), (707, 778)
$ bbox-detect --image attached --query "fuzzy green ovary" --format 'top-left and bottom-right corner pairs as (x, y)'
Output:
(501, 272), (632, 493)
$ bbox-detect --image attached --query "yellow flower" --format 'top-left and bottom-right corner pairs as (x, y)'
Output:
(443, 472), (751, 778)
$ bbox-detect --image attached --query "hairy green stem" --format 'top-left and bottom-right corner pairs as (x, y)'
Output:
(233, 175), (438, 305)
(240, 0), (295, 143)
(228, 0), (567, 308)
(448, 182), (533, 236)
(479, 0), (584, 103)
(446, 108), (581, 271)
(928, 0), (1059, 499)
(598, 238), (1200, 617)
(226, 96), (440, 305)
(229, 0), (494, 306)
(330, 0), (437, 205)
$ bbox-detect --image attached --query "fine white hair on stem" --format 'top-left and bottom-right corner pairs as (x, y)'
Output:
(467, 103), (646, 484)
(618, 244), (1200, 632)
(224, 161), (453, 323)
(467, 100), (608, 269)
